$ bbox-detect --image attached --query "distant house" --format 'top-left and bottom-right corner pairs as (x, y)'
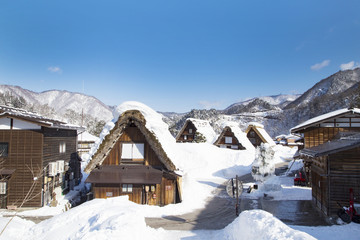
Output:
(299, 132), (360, 216)
(245, 122), (275, 147)
(78, 131), (99, 157)
(291, 108), (360, 216)
(176, 118), (216, 143)
(275, 134), (303, 148)
(85, 109), (182, 206)
(214, 124), (254, 151)
(0, 105), (83, 209)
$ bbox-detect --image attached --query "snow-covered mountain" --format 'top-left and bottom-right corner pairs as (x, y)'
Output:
(0, 85), (114, 122)
(285, 68), (360, 109)
(224, 94), (300, 115)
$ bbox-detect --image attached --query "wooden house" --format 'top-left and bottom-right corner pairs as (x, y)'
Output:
(84, 109), (182, 206)
(245, 122), (275, 147)
(214, 125), (254, 151)
(291, 108), (360, 216)
(0, 106), (83, 209)
(299, 132), (360, 216)
(176, 118), (216, 143)
(275, 134), (303, 148)
(78, 131), (99, 157)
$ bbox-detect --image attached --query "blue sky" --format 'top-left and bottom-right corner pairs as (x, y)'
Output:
(0, 1), (359, 112)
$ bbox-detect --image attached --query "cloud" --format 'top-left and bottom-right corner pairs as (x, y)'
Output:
(199, 100), (222, 109)
(340, 61), (360, 71)
(310, 60), (330, 71)
(48, 66), (62, 74)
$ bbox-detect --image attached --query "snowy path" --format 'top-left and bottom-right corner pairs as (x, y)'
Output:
(146, 182), (238, 230)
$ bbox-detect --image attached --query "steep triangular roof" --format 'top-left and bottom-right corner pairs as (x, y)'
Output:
(245, 122), (275, 146)
(176, 118), (216, 143)
(291, 108), (360, 133)
(214, 123), (255, 151)
(84, 102), (178, 173)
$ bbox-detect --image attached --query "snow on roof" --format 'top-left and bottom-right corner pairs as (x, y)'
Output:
(84, 101), (180, 171)
(78, 131), (99, 142)
(256, 127), (276, 146)
(220, 122), (255, 151)
(245, 122), (275, 146)
(291, 108), (360, 133)
(0, 105), (83, 131)
(247, 122), (264, 128)
(186, 118), (217, 143)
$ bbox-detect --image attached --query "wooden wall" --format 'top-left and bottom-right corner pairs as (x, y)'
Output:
(102, 125), (165, 168)
(247, 128), (263, 147)
(302, 127), (360, 148)
(311, 147), (360, 216)
(0, 130), (43, 208)
(215, 128), (244, 149)
(176, 121), (196, 142)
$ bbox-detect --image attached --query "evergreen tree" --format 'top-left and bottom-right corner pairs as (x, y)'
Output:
(251, 143), (275, 182)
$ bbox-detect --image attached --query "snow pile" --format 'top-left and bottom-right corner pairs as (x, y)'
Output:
(221, 210), (315, 240)
(27, 197), (161, 240)
(0, 216), (34, 240)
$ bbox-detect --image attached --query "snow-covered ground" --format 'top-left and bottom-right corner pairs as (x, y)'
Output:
(0, 102), (359, 240)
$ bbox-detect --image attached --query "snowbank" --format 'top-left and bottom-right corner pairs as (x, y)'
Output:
(221, 210), (315, 240)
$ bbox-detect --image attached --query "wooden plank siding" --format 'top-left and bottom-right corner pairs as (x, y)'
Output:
(176, 121), (196, 143)
(247, 129), (263, 147)
(310, 147), (360, 216)
(0, 130), (43, 207)
(303, 127), (360, 148)
(102, 126), (165, 168)
(93, 124), (179, 206)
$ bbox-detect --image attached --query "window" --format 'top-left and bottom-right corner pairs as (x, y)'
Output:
(189, 129), (193, 134)
(56, 160), (65, 173)
(225, 137), (232, 144)
(231, 145), (239, 149)
(122, 184), (133, 193)
(59, 142), (66, 154)
(184, 135), (187, 140)
(0, 143), (8, 157)
(121, 143), (144, 160)
(48, 162), (57, 176)
(0, 182), (6, 194)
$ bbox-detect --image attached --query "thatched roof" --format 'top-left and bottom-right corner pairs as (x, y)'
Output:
(176, 118), (216, 143)
(245, 122), (275, 146)
(84, 110), (177, 173)
(214, 125), (254, 151)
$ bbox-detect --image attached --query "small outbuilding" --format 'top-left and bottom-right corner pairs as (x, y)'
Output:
(175, 118), (216, 143)
(299, 132), (360, 216)
(85, 106), (182, 206)
(214, 124), (254, 151)
(245, 122), (275, 147)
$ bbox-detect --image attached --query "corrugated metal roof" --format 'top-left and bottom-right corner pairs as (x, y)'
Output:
(300, 132), (360, 157)
(85, 165), (163, 184)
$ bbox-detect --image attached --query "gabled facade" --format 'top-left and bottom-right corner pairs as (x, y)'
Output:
(0, 106), (83, 208)
(245, 122), (275, 147)
(299, 132), (360, 216)
(78, 131), (99, 157)
(85, 110), (182, 206)
(214, 125), (254, 151)
(176, 118), (216, 143)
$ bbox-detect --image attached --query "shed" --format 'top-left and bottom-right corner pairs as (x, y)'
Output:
(85, 105), (182, 206)
(245, 122), (275, 147)
(78, 131), (99, 157)
(299, 132), (360, 216)
(175, 118), (216, 143)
